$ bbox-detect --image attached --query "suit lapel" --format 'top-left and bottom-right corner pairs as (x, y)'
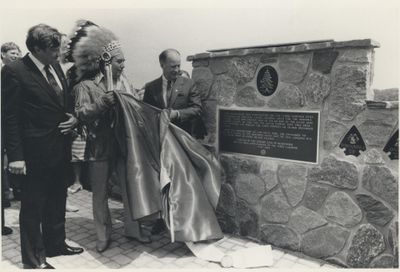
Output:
(22, 55), (64, 110)
(154, 77), (165, 108)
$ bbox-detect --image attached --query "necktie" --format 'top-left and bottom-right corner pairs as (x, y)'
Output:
(166, 80), (172, 107)
(44, 65), (64, 105)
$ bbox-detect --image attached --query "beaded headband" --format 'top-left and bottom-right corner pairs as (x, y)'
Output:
(101, 40), (122, 62)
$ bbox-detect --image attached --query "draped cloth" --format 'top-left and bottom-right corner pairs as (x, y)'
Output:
(113, 92), (223, 242)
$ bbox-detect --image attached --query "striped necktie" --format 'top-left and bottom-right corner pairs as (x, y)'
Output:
(44, 65), (64, 105)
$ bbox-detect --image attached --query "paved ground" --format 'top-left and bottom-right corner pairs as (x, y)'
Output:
(2, 189), (339, 270)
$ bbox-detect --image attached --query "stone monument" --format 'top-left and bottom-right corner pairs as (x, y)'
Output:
(188, 39), (399, 268)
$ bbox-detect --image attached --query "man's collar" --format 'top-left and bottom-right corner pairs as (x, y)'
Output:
(28, 53), (46, 71)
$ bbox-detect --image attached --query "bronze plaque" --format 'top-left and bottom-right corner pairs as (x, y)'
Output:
(218, 109), (319, 163)
(383, 130), (398, 160)
(339, 125), (366, 157)
(256, 65), (278, 96)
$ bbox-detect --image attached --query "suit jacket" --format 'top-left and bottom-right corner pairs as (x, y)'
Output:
(1, 54), (73, 169)
(143, 76), (202, 134)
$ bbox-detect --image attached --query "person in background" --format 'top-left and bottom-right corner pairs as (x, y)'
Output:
(143, 49), (202, 235)
(59, 33), (83, 212)
(1, 41), (22, 236)
(1, 24), (84, 269)
(1, 42), (21, 66)
(1, 42), (23, 204)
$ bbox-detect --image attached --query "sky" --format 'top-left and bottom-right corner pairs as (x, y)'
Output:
(1, 0), (399, 89)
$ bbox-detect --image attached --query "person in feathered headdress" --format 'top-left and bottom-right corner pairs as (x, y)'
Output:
(68, 22), (151, 252)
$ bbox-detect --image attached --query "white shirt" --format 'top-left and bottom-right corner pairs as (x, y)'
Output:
(28, 53), (63, 90)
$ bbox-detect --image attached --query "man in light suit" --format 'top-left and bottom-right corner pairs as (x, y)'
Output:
(143, 49), (202, 134)
(1, 24), (83, 269)
(143, 49), (203, 235)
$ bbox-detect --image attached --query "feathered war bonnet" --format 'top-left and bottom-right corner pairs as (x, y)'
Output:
(71, 24), (122, 80)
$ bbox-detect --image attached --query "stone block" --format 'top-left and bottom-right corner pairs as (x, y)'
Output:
(236, 200), (259, 238)
(216, 183), (236, 217)
(260, 54), (278, 64)
(374, 88), (399, 101)
(278, 164), (307, 206)
(288, 206), (328, 234)
(234, 86), (265, 107)
(308, 155), (359, 189)
(210, 74), (237, 106)
(201, 100), (217, 141)
(362, 165), (398, 209)
(267, 84), (305, 109)
(323, 191), (362, 227)
(216, 211), (238, 234)
(329, 64), (368, 120)
(388, 221), (399, 267)
(260, 224), (300, 251)
(278, 53), (311, 84)
(303, 72), (331, 105)
(234, 173), (266, 205)
(337, 49), (372, 63)
(209, 58), (230, 75)
(312, 50), (339, 74)
(346, 224), (386, 268)
(359, 120), (396, 147)
(260, 188), (292, 223)
(363, 148), (385, 165)
(220, 155), (260, 186)
(228, 55), (260, 85)
(192, 59), (209, 68)
(301, 225), (350, 259)
(370, 254), (395, 268)
(192, 67), (214, 100)
(259, 162), (278, 192)
(356, 194), (394, 226)
(303, 183), (330, 211)
(323, 120), (348, 150)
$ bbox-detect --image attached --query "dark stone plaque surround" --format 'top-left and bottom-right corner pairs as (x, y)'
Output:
(218, 108), (320, 163)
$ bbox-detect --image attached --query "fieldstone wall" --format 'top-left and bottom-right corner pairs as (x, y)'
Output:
(188, 39), (398, 268)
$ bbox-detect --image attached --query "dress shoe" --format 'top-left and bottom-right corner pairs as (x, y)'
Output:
(127, 235), (152, 244)
(46, 243), (84, 257)
(2, 226), (13, 235)
(66, 204), (79, 212)
(96, 240), (110, 253)
(68, 184), (82, 194)
(151, 219), (166, 235)
(23, 262), (54, 269)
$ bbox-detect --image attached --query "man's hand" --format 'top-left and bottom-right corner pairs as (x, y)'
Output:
(170, 110), (179, 121)
(102, 92), (116, 107)
(59, 113), (78, 134)
(8, 161), (26, 175)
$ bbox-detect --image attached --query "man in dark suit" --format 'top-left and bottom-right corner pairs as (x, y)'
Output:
(1, 24), (83, 269)
(143, 49), (202, 134)
(143, 49), (202, 234)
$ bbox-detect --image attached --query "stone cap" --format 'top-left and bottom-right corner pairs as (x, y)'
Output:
(187, 39), (380, 61)
(366, 100), (398, 109)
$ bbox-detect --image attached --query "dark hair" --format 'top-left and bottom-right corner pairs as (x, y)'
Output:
(1, 42), (21, 54)
(159, 48), (180, 64)
(26, 24), (62, 53)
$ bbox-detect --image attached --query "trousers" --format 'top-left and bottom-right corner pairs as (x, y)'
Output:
(88, 159), (142, 242)
(19, 162), (68, 267)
